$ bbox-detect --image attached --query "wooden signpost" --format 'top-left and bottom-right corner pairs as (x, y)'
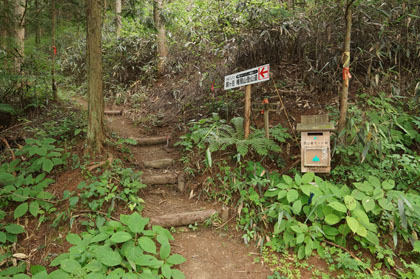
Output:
(224, 64), (270, 138)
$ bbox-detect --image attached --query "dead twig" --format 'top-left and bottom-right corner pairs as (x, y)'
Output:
(87, 153), (114, 172)
(1, 137), (16, 161)
(215, 214), (237, 230)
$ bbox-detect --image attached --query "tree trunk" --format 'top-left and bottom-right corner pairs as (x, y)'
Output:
(35, 0), (40, 45)
(87, 0), (105, 153)
(338, 1), (354, 134)
(153, 0), (168, 75)
(115, 0), (121, 38)
(51, 0), (57, 99)
(1, 0), (8, 53)
(14, 0), (25, 75)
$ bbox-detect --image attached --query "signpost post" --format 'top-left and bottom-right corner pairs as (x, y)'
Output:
(224, 64), (270, 138)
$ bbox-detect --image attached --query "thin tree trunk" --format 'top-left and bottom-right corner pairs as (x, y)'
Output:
(1, 0), (8, 52)
(115, 0), (121, 38)
(153, 0), (168, 75)
(14, 0), (25, 75)
(338, 1), (354, 133)
(35, 0), (40, 45)
(51, 0), (57, 99)
(87, 0), (105, 152)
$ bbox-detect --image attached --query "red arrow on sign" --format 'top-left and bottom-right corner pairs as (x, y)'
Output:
(258, 65), (269, 80)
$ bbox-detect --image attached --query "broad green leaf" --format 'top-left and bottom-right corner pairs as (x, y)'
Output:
(66, 233), (82, 245)
(161, 264), (172, 279)
(362, 198), (375, 212)
(50, 253), (69, 267)
(95, 246), (122, 267)
(353, 182), (373, 193)
(206, 148), (212, 167)
(171, 269), (185, 279)
(328, 201), (347, 213)
(301, 172), (314, 184)
(372, 188), (384, 200)
(346, 216), (359, 234)
(166, 254), (186, 265)
(127, 213), (149, 234)
(277, 190), (287, 200)
(134, 255), (163, 268)
(378, 199), (393, 211)
(90, 232), (108, 243)
(292, 200), (302, 214)
(86, 273), (106, 279)
(356, 225), (367, 237)
(297, 245), (305, 259)
(305, 238), (313, 257)
(85, 260), (104, 272)
(296, 233), (304, 244)
(413, 241), (420, 253)
(294, 174), (302, 185)
(29, 201), (39, 217)
(33, 271), (48, 279)
(42, 159), (54, 173)
(325, 214), (341, 225)
(282, 175), (293, 185)
(5, 224), (25, 234)
(122, 273), (138, 279)
(264, 189), (279, 197)
(0, 232), (6, 243)
(160, 242), (171, 260)
(125, 245), (143, 263)
(13, 274), (30, 279)
(139, 236), (157, 254)
(382, 180), (395, 190)
(47, 270), (71, 279)
(368, 176), (381, 188)
(14, 203), (28, 219)
(351, 190), (366, 201)
(287, 190), (299, 203)
(352, 209), (370, 227)
(290, 225), (303, 234)
(322, 226), (339, 236)
(110, 232), (132, 243)
(0, 172), (16, 185)
(60, 259), (82, 274)
(344, 195), (356, 211)
(366, 231), (379, 246)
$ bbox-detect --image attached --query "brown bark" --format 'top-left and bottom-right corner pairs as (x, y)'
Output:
(51, 0), (57, 99)
(149, 209), (218, 228)
(115, 0), (121, 38)
(1, 0), (8, 54)
(14, 0), (25, 75)
(35, 0), (40, 45)
(338, 1), (354, 133)
(131, 136), (170, 146)
(153, 0), (168, 75)
(244, 85), (251, 139)
(87, 0), (105, 153)
(142, 174), (178, 185)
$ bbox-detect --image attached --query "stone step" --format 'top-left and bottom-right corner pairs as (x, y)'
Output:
(142, 173), (185, 192)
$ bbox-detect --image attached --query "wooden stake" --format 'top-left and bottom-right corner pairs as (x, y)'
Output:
(244, 85), (251, 139)
(263, 100), (269, 139)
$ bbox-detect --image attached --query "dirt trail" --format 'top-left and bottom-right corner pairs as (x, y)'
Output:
(102, 107), (272, 278)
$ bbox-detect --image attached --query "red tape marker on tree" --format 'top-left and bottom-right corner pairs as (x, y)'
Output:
(342, 67), (351, 80)
(52, 46), (57, 55)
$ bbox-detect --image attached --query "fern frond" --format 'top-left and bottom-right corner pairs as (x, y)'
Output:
(230, 117), (245, 138)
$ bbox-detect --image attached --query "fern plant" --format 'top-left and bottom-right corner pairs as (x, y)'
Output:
(204, 117), (290, 160)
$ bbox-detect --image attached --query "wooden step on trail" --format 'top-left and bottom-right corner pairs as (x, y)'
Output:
(131, 136), (170, 146)
(142, 173), (178, 185)
(142, 158), (174, 169)
(149, 209), (217, 228)
(104, 109), (123, 116)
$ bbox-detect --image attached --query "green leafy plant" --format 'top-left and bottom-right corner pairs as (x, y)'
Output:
(49, 212), (186, 279)
(78, 159), (146, 213)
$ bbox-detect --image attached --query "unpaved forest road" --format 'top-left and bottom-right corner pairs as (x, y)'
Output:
(78, 99), (273, 279)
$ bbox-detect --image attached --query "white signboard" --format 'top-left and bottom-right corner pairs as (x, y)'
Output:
(224, 64), (270, 90)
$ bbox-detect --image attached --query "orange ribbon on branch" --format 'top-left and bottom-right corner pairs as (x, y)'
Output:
(52, 46), (57, 55)
(342, 67), (352, 81)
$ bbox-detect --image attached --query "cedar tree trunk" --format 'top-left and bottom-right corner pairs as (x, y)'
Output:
(86, 0), (105, 152)
(153, 0), (168, 75)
